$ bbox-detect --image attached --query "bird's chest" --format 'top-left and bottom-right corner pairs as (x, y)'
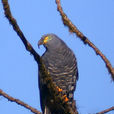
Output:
(43, 52), (68, 71)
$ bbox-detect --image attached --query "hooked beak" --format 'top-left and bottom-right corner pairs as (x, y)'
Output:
(38, 39), (44, 48)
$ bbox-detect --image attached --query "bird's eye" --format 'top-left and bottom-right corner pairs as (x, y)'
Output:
(44, 36), (52, 44)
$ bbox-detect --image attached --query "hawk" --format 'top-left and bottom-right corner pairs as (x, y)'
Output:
(38, 34), (78, 114)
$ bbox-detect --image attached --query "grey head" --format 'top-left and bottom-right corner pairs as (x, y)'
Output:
(38, 33), (66, 51)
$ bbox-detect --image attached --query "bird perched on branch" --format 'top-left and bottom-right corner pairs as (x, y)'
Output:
(38, 34), (78, 114)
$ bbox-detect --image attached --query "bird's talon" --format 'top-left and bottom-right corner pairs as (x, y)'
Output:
(56, 86), (63, 92)
(63, 95), (69, 102)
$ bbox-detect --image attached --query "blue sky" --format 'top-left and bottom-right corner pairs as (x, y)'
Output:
(0, 0), (114, 114)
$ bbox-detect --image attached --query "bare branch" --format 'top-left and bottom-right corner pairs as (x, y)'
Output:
(0, 89), (41, 114)
(96, 106), (114, 114)
(2, 0), (40, 63)
(1, 0), (78, 113)
(55, 0), (114, 80)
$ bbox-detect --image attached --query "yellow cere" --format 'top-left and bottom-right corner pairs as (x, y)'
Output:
(44, 36), (49, 44)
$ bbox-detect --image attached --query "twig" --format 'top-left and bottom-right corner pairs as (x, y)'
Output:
(55, 0), (114, 80)
(2, 0), (40, 63)
(0, 89), (41, 114)
(96, 106), (114, 114)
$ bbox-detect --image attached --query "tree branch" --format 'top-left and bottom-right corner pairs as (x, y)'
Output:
(55, 0), (114, 80)
(96, 106), (114, 114)
(2, 0), (40, 63)
(0, 89), (41, 114)
(2, 0), (78, 113)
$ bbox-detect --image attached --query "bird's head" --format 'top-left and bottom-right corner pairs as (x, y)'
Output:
(38, 34), (64, 50)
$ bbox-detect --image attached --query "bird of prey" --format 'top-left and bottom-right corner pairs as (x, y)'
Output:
(38, 34), (78, 114)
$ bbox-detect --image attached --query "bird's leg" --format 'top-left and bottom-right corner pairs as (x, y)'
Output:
(56, 86), (69, 102)
(56, 86), (63, 92)
(62, 95), (69, 102)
